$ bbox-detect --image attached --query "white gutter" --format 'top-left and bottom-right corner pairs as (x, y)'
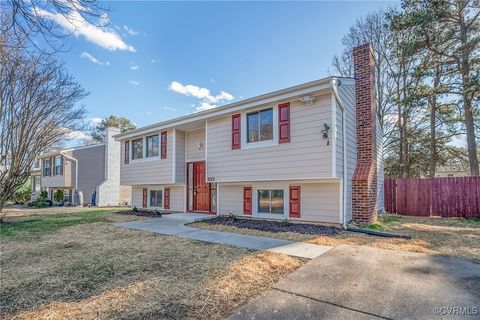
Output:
(331, 80), (348, 230)
(60, 151), (78, 205)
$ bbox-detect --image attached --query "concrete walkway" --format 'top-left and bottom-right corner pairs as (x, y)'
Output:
(116, 213), (331, 259)
(230, 245), (480, 320)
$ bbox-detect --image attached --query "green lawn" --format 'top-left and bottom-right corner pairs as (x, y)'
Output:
(0, 210), (112, 238)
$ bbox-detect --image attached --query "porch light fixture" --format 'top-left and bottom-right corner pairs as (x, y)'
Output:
(196, 142), (203, 151)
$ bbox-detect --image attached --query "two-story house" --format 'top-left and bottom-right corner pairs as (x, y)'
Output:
(35, 127), (131, 206)
(115, 44), (384, 226)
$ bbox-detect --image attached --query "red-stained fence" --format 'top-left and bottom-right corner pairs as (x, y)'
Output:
(384, 177), (480, 217)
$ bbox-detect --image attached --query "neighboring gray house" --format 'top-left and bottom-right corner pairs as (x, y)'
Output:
(115, 44), (384, 226)
(33, 128), (131, 206)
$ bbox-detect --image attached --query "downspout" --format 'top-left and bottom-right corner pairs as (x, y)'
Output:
(60, 151), (78, 205)
(332, 79), (348, 230)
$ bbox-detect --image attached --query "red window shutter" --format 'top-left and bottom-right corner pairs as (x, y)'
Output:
(232, 114), (241, 150)
(289, 186), (301, 218)
(278, 102), (290, 143)
(164, 188), (170, 209)
(124, 141), (129, 164)
(142, 188), (148, 208)
(243, 187), (252, 215)
(161, 131), (167, 159)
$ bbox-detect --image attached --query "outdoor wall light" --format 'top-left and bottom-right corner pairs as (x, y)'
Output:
(196, 142), (203, 151)
(322, 123), (330, 145)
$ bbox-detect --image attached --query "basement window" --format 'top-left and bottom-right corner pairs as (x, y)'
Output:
(149, 190), (163, 208)
(257, 189), (284, 214)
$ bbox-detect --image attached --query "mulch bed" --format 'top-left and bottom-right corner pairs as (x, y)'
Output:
(204, 217), (339, 235)
(116, 210), (173, 217)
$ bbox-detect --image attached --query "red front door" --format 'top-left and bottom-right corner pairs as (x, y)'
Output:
(187, 161), (211, 212)
(194, 162), (210, 211)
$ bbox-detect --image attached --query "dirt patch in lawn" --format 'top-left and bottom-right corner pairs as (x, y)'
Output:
(193, 215), (480, 260)
(1, 212), (305, 319)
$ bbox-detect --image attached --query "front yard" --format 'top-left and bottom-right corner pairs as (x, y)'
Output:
(0, 210), (304, 319)
(192, 214), (480, 260)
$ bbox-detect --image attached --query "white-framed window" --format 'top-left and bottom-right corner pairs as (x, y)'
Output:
(241, 105), (278, 149)
(132, 138), (144, 160)
(54, 155), (63, 175)
(146, 134), (159, 157)
(33, 176), (41, 192)
(247, 108), (273, 143)
(149, 189), (163, 208)
(257, 189), (284, 214)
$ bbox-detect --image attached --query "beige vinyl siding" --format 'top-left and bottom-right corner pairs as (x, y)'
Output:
(131, 185), (184, 211)
(218, 184), (244, 215)
(206, 94), (333, 182)
(119, 186), (132, 204)
(299, 182), (340, 223)
(218, 181), (341, 223)
(186, 128), (205, 161)
(121, 130), (174, 185)
(335, 102), (344, 178)
(175, 130), (186, 183)
(337, 82), (356, 222)
(71, 145), (106, 204)
(169, 185), (184, 212)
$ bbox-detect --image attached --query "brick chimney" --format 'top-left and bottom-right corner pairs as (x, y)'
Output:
(352, 44), (378, 225)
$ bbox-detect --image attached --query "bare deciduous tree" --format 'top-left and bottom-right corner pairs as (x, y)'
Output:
(0, 30), (87, 219)
(0, 0), (107, 53)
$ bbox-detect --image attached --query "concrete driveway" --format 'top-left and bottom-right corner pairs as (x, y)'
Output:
(230, 245), (480, 320)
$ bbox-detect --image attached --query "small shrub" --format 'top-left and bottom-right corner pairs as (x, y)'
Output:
(154, 209), (162, 217)
(228, 211), (237, 221)
(11, 181), (32, 204)
(132, 206), (138, 213)
(30, 191), (50, 208)
(282, 218), (290, 227)
(54, 190), (64, 202)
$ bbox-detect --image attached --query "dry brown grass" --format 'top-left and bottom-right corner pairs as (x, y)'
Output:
(1, 212), (305, 320)
(193, 215), (480, 260)
(2, 206), (129, 218)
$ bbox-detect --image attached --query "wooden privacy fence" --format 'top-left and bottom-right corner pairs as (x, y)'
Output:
(384, 177), (480, 217)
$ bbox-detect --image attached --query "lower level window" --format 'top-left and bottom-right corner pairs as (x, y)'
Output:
(149, 190), (163, 207)
(258, 189), (284, 214)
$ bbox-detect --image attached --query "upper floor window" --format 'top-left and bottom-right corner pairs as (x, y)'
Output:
(33, 159), (40, 169)
(247, 108), (273, 143)
(132, 138), (143, 160)
(54, 156), (63, 175)
(146, 135), (159, 157)
(43, 159), (51, 176)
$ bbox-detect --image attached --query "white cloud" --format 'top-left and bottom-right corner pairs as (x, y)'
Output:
(66, 130), (94, 146)
(129, 80), (140, 86)
(129, 65), (139, 71)
(35, 9), (135, 52)
(123, 25), (139, 36)
(80, 52), (109, 66)
(88, 117), (103, 125)
(168, 81), (234, 112)
(161, 106), (176, 112)
(150, 58), (160, 63)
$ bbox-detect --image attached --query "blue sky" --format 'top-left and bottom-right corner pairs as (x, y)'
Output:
(51, 1), (397, 142)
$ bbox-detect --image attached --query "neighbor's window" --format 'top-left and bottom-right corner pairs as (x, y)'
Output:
(149, 190), (163, 207)
(132, 138), (144, 160)
(33, 176), (41, 192)
(54, 156), (63, 175)
(258, 189), (284, 214)
(43, 158), (51, 176)
(247, 108), (273, 143)
(146, 134), (159, 157)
